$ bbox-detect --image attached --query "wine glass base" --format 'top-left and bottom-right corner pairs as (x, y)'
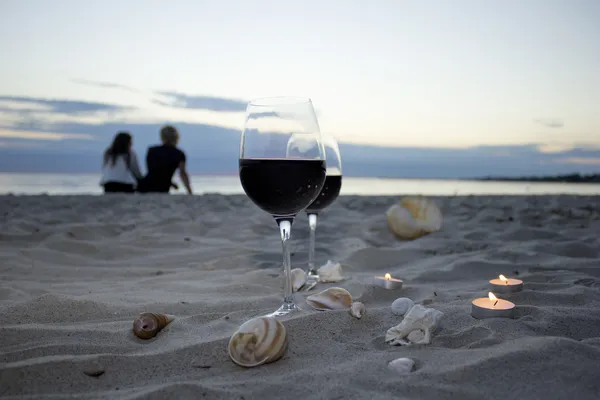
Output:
(265, 302), (302, 319)
(307, 269), (319, 283)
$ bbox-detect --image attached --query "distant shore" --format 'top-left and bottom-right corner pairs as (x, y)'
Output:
(476, 173), (600, 183)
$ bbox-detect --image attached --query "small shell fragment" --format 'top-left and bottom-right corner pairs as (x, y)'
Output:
(228, 316), (288, 368)
(133, 313), (175, 340)
(306, 287), (352, 311)
(349, 301), (366, 319)
(291, 268), (307, 292)
(391, 297), (414, 316)
(317, 260), (345, 283)
(386, 196), (443, 240)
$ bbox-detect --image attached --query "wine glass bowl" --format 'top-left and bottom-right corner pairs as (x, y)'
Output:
(239, 97), (326, 317)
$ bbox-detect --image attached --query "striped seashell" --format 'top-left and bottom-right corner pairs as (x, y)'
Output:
(291, 268), (307, 292)
(306, 287), (352, 311)
(386, 196), (443, 240)
(228, 316), (288, 368)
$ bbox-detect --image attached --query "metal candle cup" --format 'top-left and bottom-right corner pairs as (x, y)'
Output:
(489, 274), (523, 294)
(471, 292), (515, 319)
(373, 273), (403, 290)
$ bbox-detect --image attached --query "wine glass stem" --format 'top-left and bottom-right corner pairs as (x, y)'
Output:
(307, 213), (318, 276)
(279, 219), (294, 305)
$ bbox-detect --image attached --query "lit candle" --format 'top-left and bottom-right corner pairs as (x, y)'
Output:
(373, 273), (403, 290)
(471, 292), (515, 319)
(489, 274), (523, 294)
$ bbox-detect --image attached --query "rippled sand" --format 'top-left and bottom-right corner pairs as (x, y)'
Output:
(1, 194), (599, 399)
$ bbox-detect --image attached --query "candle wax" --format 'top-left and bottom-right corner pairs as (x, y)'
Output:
(489, 277), (523, 293)
(373, 276), (403, 290)
(471, 297), (515, 319)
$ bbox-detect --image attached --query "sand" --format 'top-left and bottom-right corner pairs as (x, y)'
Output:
(1, 194), (599, 400)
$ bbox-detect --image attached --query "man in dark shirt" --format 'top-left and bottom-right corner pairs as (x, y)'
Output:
(137, 125), (193, 194)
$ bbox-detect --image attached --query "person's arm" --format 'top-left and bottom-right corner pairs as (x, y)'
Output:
(178, 160), (192, 194)
(129, 151), (144, 180)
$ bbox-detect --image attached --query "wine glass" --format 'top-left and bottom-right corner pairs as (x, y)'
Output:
(305, 135), (343, 283)
(239, 97), (326, 318)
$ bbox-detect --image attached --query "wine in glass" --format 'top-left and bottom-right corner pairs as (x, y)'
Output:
(305, 135), (343, 282)
(239, 97), (326, 318)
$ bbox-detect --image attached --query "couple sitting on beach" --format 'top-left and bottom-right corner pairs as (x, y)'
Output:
(100, 125), (193, 195)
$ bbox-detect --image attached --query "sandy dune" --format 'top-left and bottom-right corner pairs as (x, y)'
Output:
(1, 194), (599, 399)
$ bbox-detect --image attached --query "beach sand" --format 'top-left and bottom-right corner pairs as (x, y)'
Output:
(1, 194), (599, 400)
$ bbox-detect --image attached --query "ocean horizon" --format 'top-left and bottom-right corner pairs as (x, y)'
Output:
(1, 172), (599, 196)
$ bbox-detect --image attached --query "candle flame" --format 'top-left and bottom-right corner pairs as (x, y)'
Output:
(489, 292), (497, 301)
(384, 273), (391, 280)
(499, 274), (508, 283)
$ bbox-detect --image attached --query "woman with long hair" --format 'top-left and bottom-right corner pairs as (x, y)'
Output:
(100, 131), (144, 193)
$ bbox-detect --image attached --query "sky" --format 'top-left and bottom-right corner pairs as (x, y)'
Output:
(0, 0), (599, 175)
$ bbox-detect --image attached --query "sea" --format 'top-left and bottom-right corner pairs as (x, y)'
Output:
(0, 173), (599, 196)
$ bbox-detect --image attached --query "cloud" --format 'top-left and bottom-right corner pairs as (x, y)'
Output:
(153, 91), (247, 112)
(0, 128), (94, 141)
(246, 111), (280, 119)
(0, 95), (135, 115)
(534, 118), (564, 128)
(71, 78), (139, 93)
(2, 115), (600, 178)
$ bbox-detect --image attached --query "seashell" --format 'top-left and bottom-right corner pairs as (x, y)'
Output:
(317, 260), (345, 283)
(385, 304), (443, 346)
(306, 287), (352, 311)
(386, 196), (443, 240)
(391, 297), (415, 316)
(291, 268), (307, 292)
(349, 301), (366, 319)
(133, 313), (175, 340)
(228, 316), (288, 368)
(388, 357), (415, 375)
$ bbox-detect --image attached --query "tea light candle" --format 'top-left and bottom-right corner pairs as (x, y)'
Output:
(471, 292), (515, 319)
(373, 273), (403, 290)
(489, 274), (523, 293)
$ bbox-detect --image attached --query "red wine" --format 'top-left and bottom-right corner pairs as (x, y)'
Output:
(239, 159), (326, 217)
(306, 175), (342, 214)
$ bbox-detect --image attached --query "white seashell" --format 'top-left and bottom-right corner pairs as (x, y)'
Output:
(317, 260), (345, 283)
(228, 316), (288, 368)
(386, 196), (443, 240)
(385, 304), (443, 346)
(388, 357), (415, 375)
(391, 298), (415, 316)
(407, 330), (425, 343)
(291, 268), (307, 292)
(306, 287), (352, 311)
(349, 301), (366, 319)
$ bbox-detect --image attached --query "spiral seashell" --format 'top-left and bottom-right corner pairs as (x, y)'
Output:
(349, 301), (366, 319)
(386, 196), (443, 240)
(228, 316), (288, 368)
(291, 268), (307, 292)
(133, 313), (174, 340)
(306, 287), (352, 311)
